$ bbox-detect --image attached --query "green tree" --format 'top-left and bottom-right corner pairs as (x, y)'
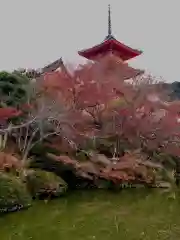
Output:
(0, 71), (29, 107)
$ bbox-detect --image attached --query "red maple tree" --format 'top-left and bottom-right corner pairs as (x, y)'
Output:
(3, 55), (177, 187)
(40, 56), (170, 148)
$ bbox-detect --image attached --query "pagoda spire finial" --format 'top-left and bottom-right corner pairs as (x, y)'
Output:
(108, 4), (112, 36)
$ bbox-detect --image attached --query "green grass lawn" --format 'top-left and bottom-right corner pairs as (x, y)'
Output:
(1, 189), (180, 240)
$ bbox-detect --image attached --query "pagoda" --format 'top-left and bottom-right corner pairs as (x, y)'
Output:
(78, 5), (143, 79)
(37, 5), (143, 80)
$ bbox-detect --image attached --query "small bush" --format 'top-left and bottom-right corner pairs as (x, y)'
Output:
(0, 152), (22, 173)
(30, 143), (61, 158)
(0, 172), (31, 213)
(26, 170), (68, 199)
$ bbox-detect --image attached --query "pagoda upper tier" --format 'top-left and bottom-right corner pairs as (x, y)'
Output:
(78, 5), (142, 61)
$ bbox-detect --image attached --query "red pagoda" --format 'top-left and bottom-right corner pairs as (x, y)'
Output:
(78, 5), (142, 62)
(37, 5), (143, 80)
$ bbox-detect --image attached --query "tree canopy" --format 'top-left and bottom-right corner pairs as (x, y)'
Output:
(0, 71), (29, 108)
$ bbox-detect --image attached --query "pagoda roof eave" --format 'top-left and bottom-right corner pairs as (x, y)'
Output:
(41, 57), (64, 74)
(78, 38), (142, 60)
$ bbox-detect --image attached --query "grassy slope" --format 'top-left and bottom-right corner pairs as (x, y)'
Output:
(0, 189), (180, 240)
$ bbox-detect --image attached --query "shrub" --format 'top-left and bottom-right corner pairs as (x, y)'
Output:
(26, 170), (68, 199)
(0, 172), (31, 213)
(48, 150), (174, 189)
(0, 152), (22, 174)
(30, 143), (61, 158)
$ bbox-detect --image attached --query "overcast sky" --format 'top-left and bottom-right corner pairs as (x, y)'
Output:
(0, 0), (179, 82)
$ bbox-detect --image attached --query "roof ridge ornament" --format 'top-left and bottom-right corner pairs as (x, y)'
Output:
(108, 4), (112, 36)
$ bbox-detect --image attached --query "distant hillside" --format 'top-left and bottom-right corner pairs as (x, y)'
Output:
(170, 82), (180, 99)
(162, 82), (180, 100)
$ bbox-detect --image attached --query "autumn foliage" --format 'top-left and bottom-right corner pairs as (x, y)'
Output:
(40, 56), (174, 149)
(0, 107), (22, 121)
(25, 55), (177, 187)
(0, 152), (22, 172)
(1, 55), (180, 188)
